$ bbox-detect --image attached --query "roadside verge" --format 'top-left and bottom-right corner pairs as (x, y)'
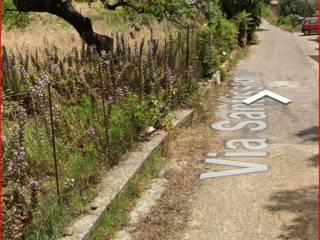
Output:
(59, 48), (243, 240)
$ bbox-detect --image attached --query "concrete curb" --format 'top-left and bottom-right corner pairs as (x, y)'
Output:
(59, 49), (239, 240)
(59, 110), (195, 240)
(199, 49), (238, 98)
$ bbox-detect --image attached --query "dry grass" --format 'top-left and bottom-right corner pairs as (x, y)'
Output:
(3, 2), (174, 55)
(131, 163), (199, 240)
(130, 85), (230, 239)
(264, 8), (301, 33)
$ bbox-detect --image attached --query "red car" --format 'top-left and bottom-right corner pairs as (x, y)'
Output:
(301, 17), (319, 35)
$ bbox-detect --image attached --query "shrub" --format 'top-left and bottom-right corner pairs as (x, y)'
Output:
(278, 0), (318, 17)
(109, 92), (157, 160)
(220, 0), (265, 40)
(288, 14), (303, 26)
(277, 16), (291, 25)
(197, 18), (236, 78)
(3, 0), (31, 29)
(276, 14), (303, 27)
(233, 11), (253, 47)
(214, 18), (237, 57)
(197, 25), (221, 78)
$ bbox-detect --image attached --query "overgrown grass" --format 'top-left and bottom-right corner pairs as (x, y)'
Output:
(2, 2), (247, 238)
(90, 45), (250, 240)
(2, 2), (172, 55)
(2, 29), (202, 239)
(90, 153), (168, 240)
(27, 188), (96, 240)
(231, 47), (249, 66)
(264, 7), (302, 32)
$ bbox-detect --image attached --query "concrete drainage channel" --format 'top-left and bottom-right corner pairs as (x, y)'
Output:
(114, 178), (168, 240)
(59, 109), (195, 240)
(59, 50), (239, 240)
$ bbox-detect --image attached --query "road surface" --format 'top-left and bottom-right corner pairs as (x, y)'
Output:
(129, 20), (318, 240)
(181, 20), (318, 240)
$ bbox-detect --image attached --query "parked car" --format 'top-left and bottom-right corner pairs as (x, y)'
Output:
(301, 17), (319, 35)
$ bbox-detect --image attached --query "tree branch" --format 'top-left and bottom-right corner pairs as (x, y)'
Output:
(4, 8), (21, 12)
(13, 0), (114, 52)
(103, 0), (145, 13)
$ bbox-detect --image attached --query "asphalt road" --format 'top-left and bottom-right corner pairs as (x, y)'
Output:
(293, 31), (318, 73)
(182, 20), (318, 240)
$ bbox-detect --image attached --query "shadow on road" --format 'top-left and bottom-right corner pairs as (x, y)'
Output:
(309, 55), (318, 62)
(307, 155), (318, 167)
(308, 38), (319, 43)
(256, 28), (270, 32)
(296, 126), (318, 141)
(265, 186), (318, 240)
(299, 33), (319, 37)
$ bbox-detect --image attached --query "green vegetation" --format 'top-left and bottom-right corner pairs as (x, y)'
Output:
(265, 0), (318, 32)
(220, 0), (266, 40)
(233, 11), (253, 47)
(3, 0), (31, 29)
(197, 20), (237, 78)
(197, 2), (237, 78)
(91, 153), (167, 239)
(278, 0), (318, 17)
(2, 1), (265, 239)
(2, 32), (200, 239)
(265, 8), (303, 32)
(198, 24), (221, 78)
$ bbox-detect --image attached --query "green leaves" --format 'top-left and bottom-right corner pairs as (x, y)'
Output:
(3, 0), (31, 29)
(278, 0), (318, 17)
(220, 0), (265, 41)
(102, 0), (195, 27)
(220, 0), (264, 25)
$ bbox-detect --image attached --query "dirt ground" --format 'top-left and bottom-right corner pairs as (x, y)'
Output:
(129, 20), (318, 240)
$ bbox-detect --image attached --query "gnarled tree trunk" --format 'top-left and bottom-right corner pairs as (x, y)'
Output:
(13, 0), (114, 52)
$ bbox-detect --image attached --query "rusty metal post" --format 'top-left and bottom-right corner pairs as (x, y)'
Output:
(186, 26), (190, 67)
(164, 38), (168, 95)
(48, 83), (60, 203)
(99, 63), (112, 166)
(139, 46), (143, 102)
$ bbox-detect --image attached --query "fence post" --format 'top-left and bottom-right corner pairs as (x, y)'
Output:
(207, 0), (212, 26)
(186, 26), (191, 91)
(164, 38), (168, 95)
(99, 63), (112, 166)
(139, 43), (143, 102)
(186, 26), (190, 67)
(48, 83), (60, 203)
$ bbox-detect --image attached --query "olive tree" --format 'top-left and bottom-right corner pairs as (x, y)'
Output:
(219, 0), (265, 40)
(278, 0), (318, 17)
(11, 0), (198, 52)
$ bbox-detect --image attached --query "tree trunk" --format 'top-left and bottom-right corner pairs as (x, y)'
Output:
(13, 0), (114, 52)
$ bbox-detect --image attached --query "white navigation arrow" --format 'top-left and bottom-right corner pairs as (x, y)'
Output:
(200, 158), (268, 180)
(243, 90), (291, 105)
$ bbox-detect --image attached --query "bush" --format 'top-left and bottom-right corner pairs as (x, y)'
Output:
(214, 18), (237, 57)
(276, 14), (303, 27)
(3, 0), (31, 29)
(109, 92), (157, 160)
(233, 11), (253, 47)
(278, 0), (318, 17)
(289, 14), (303, 26)
(197, 18), (237, 78)
(197, 25), (221, 78)
(220, 0), (265, 40)
(277, 16), (291, 25)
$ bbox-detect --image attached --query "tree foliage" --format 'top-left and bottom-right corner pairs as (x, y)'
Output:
(3, 0), (31, 29)
(233, 11), (253, 47)
(278, 0), (318, 17)
(8, 0), (266, 50)
(220, 0), (265, 39)
(9, 0), (201, 51)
